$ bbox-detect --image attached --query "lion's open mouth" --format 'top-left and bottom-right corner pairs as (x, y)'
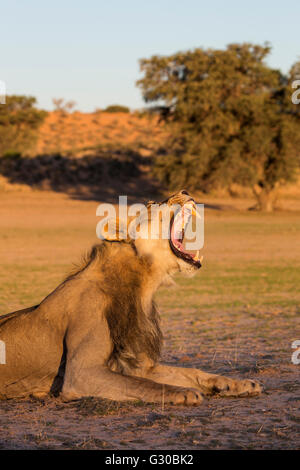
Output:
(170, 201), (203, 268)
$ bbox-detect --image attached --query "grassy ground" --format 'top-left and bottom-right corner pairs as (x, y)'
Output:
(0, 190), (299, 449)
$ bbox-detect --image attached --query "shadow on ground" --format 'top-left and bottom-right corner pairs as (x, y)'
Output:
(0, 153), (240, 210)
(0, 152), (161, 204)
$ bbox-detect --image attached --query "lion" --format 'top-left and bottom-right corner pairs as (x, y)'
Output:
(0, 190), (261, 404)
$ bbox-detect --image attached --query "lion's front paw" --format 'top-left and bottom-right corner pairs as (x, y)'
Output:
(204, 376), (262, 397)
(168, 387), (203, 406)
(234, 379), (262, 396)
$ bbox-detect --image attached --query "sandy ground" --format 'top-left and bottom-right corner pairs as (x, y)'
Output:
(0, 316), (299, 450)
(0, 334), (299, 450)
(0, 190), (299, 450)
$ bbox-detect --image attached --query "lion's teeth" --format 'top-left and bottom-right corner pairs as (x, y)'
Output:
(192, 207), (202, 221)
(194, 252), (203, 263)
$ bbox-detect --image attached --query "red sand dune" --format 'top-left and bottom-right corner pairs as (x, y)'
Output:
(34, 111), (167, 156)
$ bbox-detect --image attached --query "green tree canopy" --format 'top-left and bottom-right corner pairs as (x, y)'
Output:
(104, 104), (130, 113)
(0, 95), (47, 157)
(137, 43), (300, 211)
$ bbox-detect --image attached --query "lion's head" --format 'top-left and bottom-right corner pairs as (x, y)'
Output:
(101, 190), (203, 278)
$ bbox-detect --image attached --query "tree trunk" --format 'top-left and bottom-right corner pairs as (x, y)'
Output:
(252, 184), (278, 212)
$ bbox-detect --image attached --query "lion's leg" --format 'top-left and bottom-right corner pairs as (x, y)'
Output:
(61, 366), (203, 405)
(142, 364), (262, 397)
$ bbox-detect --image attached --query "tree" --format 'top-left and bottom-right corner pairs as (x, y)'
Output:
(104, 105), (130, 113)
(52, 98), (76, 113)
(0, 95), (46, 157)
(137, 44), (300, 211)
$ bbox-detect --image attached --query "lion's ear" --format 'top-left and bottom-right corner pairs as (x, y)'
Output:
(146, 200), (155, 208)
(100, 217), (130, 242)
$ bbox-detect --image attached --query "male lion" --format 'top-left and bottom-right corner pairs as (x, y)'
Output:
(0, 190), (261, 404)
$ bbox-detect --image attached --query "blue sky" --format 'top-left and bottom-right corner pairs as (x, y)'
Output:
(1, 0), (299, 111)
